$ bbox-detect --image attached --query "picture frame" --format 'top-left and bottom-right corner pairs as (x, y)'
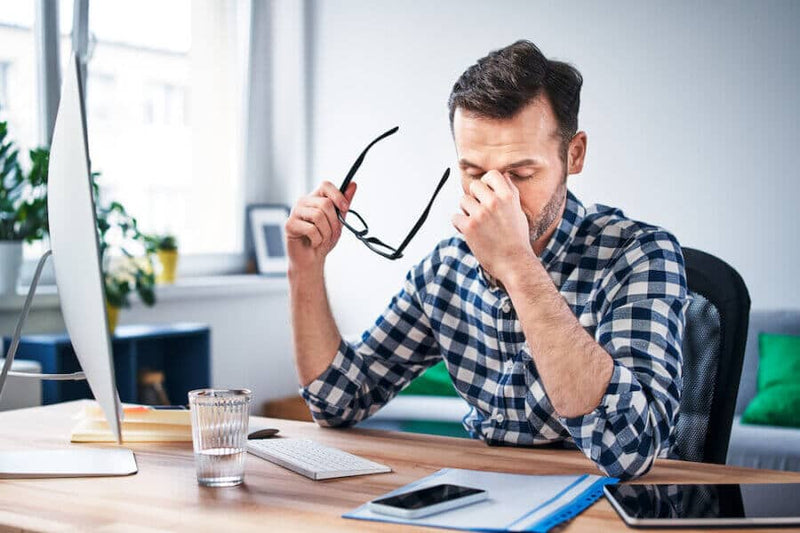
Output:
(245, 204), (291, 276)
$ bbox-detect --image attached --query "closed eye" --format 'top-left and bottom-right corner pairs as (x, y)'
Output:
(509, 171), (534, 181)
(463, 170), (485, 180)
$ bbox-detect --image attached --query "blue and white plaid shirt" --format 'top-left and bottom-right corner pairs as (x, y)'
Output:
(301, 190), (688, 480)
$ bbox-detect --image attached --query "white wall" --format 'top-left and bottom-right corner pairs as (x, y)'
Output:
(310, 0), (800, 335)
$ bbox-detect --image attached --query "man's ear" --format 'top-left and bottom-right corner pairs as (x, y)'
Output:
(567, 131), (587, 175)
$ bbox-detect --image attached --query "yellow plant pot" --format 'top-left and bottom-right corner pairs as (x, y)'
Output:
(157, 250), (179, 284)
(106, 302), (120, 335)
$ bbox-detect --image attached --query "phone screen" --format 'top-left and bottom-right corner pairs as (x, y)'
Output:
(372, 484), (484, 510)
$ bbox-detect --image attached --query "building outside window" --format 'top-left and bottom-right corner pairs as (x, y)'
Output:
(0, 3), (37, 157)
(143, 82), (187, 127)
(1, 0), (247, 263)
(0, 62), (10, 112)
(82, 0), (247, 256)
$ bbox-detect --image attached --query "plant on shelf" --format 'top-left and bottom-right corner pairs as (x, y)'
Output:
(145, 233), (179, 284)
(94, 182), (157, 332)
(0, 121), (50, 294)
(0, 120), (157, 328)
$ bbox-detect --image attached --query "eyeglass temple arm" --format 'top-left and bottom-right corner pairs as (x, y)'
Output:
(338, 126), (400, 194)
(392, 168), (451, 256)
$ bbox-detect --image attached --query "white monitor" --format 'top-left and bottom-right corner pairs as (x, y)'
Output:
(47, 53), (123, 443)
(0, 54), (136, 477)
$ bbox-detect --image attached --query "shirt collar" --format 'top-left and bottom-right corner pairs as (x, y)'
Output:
(538, 189), (585, 270)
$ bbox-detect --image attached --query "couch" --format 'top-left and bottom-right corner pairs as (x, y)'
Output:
(726, 309), (800, 472)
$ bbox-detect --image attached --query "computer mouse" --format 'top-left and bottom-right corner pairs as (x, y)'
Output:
(248, 428), (280, 439)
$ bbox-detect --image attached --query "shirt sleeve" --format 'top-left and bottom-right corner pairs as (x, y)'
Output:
(300, 255), (441, 427)
(560, 231), (688, 480)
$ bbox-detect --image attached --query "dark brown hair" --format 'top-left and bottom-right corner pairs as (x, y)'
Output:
(448, 40), (583, 160)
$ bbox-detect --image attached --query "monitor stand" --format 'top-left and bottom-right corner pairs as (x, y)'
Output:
(0, 251), (137, 478)
(0, 449), (137, 478)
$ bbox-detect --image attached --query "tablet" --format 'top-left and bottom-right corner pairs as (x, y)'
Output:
(604, 483), (800, 527)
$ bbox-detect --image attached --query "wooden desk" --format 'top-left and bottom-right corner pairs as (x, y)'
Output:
(1, 402), (799, 532)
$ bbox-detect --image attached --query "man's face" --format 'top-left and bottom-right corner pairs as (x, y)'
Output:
(453, 96), (585, 254)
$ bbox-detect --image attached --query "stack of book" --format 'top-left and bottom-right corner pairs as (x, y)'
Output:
(70, 402), (192, 442)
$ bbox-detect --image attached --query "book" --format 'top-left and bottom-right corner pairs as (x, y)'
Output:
(344, 468), (617, 532)
(70, 402), (192, 443)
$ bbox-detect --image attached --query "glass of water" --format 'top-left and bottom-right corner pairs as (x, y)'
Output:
(188, 389), (251, 487)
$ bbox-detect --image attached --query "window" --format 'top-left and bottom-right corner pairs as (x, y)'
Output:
(2, 0), (249, 268)
(143, 82), (187, 126)
(87, 72), (116, 123)
(81, 0), (247, 256)
(0, 2), (37, 155)
(0, 62), (10, 111)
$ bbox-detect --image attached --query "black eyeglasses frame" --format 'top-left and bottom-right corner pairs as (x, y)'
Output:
(336, 126), (450, 260)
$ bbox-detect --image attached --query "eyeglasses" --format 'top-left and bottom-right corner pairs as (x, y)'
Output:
(337, 126), (450, 260)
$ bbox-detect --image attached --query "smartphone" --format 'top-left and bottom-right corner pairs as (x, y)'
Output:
(368, 483), (488, 519)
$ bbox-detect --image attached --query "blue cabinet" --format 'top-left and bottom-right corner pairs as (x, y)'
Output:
(5, 323), (210, 405)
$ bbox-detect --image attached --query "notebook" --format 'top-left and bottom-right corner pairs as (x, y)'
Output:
(70, 402), (192, 442)
(344, 468), (617, 532)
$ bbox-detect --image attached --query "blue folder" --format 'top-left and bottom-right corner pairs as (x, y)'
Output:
(344, 468), (617, 532)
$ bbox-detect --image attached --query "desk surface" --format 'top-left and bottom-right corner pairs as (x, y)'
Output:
(1, 402), (799, 532)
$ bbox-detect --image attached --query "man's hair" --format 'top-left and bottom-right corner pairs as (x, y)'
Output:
(448, 40), (583, 162)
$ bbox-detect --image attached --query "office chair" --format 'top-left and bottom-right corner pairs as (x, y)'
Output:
(674, 247), (751, 464)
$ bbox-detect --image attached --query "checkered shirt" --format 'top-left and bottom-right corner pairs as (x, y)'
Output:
(301, 190), (688, 480)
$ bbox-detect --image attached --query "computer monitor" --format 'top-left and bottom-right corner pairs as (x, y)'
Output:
(0, 53), (136, 477)
(47, 52), (123, 442)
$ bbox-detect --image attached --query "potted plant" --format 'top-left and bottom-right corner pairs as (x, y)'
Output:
(146, 233), (179, 284)
(103, 255), (156, 333)
(95, 192), (156, 334)
(0, 121), (49, 295)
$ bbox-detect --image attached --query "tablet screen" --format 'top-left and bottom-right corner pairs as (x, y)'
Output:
(605, 483), (800, 523)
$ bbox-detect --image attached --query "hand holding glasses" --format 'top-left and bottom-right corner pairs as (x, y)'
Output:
(336, 126), (450, 260)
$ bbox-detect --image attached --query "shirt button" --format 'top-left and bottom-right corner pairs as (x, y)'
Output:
(495, 413), (505, 424)
(501, 302), (511, 313)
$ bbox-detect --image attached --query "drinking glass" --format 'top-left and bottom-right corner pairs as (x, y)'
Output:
(188, 388), (251, 487)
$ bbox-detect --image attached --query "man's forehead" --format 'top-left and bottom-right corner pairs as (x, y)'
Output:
(454, 99), (560, 146)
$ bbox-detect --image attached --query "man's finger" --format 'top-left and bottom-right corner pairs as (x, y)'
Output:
(286, 218), (324, 247)
(295, 205), (333, 244)
(343, 182), (357, 206)
(468, 179), (494, 204)
(481, 170), (513, 199)
(307, 196), (340, 236)
(451, 212), (468, 234)
(317, 181), (351, 213)
(299, 219), (324, 247)
(459, 194), (480, 216)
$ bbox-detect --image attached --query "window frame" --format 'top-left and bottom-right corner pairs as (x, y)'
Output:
(20, 0), (264, 286)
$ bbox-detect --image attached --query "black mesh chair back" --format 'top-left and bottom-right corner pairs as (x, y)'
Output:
(674, 247), (750, 464)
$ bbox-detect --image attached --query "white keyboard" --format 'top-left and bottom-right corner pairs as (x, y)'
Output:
(247, 438), (392, 481)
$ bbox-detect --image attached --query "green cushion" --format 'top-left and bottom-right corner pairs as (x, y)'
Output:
(741, 384), (800, 428)
(741, 333), (800, 428)
(400, 361), (459, 397)
(400, 420), (470, 438)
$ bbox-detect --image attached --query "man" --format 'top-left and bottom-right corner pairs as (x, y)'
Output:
(285, 40), (688, 480)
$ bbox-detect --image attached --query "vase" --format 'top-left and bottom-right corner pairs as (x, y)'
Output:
(105, 302), (120, 335)
(156, 250), (178, 284)
(0, 241), (23, 295)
